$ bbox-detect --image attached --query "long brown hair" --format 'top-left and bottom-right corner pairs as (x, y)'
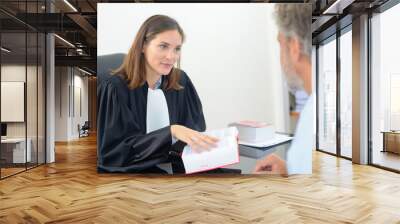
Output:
(113, 15), (185, 90)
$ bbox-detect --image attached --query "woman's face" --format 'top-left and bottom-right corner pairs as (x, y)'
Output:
(143, 29), (182, 76)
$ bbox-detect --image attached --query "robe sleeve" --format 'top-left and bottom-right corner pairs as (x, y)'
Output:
(180, 72), (206, 132)
(97, 76), (172, 173)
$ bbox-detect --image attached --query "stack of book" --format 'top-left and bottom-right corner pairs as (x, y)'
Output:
(229, 121), (292, 158)
(228, 120), (275, 143)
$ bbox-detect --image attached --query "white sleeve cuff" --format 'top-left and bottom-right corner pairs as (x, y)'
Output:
(172, 136), (178, 145)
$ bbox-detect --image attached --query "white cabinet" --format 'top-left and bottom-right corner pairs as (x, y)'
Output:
(1, 138), (32, 163)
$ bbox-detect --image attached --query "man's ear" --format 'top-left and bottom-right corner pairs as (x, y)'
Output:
(288, 37), (301, 62)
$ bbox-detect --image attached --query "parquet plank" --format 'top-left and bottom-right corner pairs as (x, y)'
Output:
(0, 135), (399, 223)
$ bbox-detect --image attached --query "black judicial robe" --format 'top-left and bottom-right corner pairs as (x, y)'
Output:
(97, 70), (206, 173)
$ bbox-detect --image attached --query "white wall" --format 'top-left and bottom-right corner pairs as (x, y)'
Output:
(1, 64), (46, 163)
(1, 65), (26, 81)
(1, 66), (25, 125)
(55, 67), (89, 141)
(72, 73), (89, 138)
(98, 3), (289, 132)
(55, 67), (68, 141)
(1, 65), (33, 138)
(1, 82), (25, 122)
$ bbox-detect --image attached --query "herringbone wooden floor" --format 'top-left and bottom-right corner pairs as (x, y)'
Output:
(1, 134), (400, 223)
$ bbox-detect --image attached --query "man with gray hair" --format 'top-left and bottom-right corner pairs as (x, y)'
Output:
(253, 4), (313, 175)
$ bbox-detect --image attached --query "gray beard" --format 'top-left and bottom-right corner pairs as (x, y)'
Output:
(284, 72), (304, 95)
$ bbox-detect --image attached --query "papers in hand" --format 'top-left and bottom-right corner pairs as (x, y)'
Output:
(181, 127), (240, 174)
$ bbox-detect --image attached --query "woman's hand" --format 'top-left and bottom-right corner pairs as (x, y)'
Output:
(171, 125), (219, 153)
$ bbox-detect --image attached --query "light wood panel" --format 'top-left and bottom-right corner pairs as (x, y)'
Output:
(0, 134), (400, 223)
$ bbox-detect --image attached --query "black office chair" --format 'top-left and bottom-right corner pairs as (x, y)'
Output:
(97, 53), (126, 83)
(78, 121), (90, 138)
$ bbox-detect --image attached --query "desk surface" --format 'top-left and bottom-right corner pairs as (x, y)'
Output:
(238, 133), (293, 148)
(1, 138), (29, 143)
(381, 131), (400, 134)
(228, 144), (290, 173)
(239, 136), (292, 159)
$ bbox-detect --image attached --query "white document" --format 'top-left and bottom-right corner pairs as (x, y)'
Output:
(239, 133), (293, 148)
(181, 127), (240, 174)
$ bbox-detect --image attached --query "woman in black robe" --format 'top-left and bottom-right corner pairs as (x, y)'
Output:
(97, 15), (219, 173)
